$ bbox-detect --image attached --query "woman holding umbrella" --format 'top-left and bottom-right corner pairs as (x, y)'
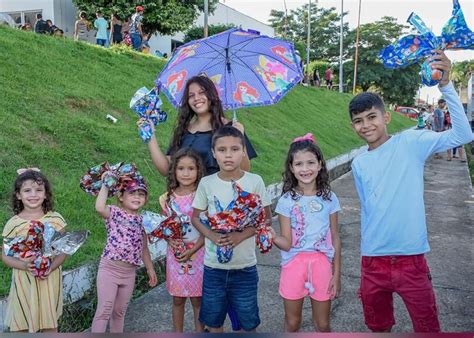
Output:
(138, 75), (257, 332)
(141, 75), (257, 176)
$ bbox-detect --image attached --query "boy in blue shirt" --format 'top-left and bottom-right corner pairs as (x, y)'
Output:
(349, 51), (472, 332)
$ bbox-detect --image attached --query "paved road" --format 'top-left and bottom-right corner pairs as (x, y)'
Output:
(124, 157), (474, 333)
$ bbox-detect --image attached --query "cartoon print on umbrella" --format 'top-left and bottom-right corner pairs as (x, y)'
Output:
(255, 55), (290, 92)
(271, 45), (294, 65)
(233, 81), (260, 105)
(156, 28), (303, 110)
(168, 43), (199, 68)
(167, 70), (187, 96)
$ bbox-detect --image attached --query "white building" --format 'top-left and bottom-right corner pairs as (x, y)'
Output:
(149, 2), (275, 56)
(0, 1), (274, 52)
(0, 0), (77, 35)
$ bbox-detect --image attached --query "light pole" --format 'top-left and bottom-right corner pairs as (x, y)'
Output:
(338, 0), (344, 93)
(204, 0), (209, 37)
(306, 0), (311, 85)
(353, 0), (362, 94)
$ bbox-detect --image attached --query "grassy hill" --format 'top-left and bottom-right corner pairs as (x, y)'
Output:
(0, 26), (413, 294)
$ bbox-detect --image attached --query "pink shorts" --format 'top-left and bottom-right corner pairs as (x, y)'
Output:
(279, 252), (332, 301)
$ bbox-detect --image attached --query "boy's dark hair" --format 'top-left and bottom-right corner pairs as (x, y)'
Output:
(211, 126), (245, 149)
(438, 98), (446, 104)
(96, 10), (102, 15)
(36, 14), (43, 19)
(12, 170), (53, 214)
(282, 140), (332, 201)
(349, 92), (385, 119)
(166, 149), (205, 204)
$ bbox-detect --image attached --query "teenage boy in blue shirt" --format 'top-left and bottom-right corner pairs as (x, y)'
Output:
(349, 51), (472, 332)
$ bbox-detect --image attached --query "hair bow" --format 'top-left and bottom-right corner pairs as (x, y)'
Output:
(292, 133), (316, 144)
(379, 0), (473, 86)
(17, 167), (41, 175)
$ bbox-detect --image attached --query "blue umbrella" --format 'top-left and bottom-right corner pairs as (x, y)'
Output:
(155, 28), (303, 113)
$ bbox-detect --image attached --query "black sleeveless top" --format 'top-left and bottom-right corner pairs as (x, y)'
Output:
(167, 125), (257, 175)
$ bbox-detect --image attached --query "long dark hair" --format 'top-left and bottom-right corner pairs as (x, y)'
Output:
(169, 75), (226, 153)
(166, 148), (205, 204)
(12, 170), (54, 214)
(282, 140), (332, 201)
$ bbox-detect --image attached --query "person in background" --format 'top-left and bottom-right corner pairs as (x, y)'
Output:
(110, 13), (123, 44)
(433, 98), (446, 159)
(94, 10), (108, 47)
(46, 19), (58, 34)
(313, 68), (321, 87)
(34, 14), (49, 34)
(129, 6), (144, 51)
(74, 11), (89, 42)
(324, 66), (333, 89)
(20, 23), (32, 31)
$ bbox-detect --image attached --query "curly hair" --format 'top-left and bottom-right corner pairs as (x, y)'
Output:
(282, 140), (332, 201)
(166, 148), (205, 204)
(11, 170), (54, 214)
(169, 75), (226, 154)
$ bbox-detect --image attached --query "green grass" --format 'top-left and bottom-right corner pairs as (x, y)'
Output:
(0, 26), (413, 295)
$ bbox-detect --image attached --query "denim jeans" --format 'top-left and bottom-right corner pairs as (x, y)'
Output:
(199, 265), (260, 330)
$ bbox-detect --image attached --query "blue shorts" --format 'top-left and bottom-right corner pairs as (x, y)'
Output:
(199, 265), (260, 331)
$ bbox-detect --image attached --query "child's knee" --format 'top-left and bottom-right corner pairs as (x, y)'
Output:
(95, 301), (114, 319)
(112, 301), (130, 319)
(285, 315), (301, 332)
(314, 319), (330, 332)
(173, 296), (187, 307)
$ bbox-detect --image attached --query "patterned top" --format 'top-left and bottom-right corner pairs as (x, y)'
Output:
(275, 191), (340, 265)
(129, 13), (143, 34)
(102, 205), (144, 266)
(159, 192), (200, 244)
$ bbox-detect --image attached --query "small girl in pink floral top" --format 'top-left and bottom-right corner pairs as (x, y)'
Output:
(160, 149), (205, 332)
(91, 176), (157, 333)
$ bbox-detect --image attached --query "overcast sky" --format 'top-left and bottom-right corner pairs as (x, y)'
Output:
(220, 0), (474, 102)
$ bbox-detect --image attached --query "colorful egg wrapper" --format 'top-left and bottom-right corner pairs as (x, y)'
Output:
(200, 182), (272, 263)
(142, 210), (187, 260)
(379, 0), (473, 86)
(130, 87), (168, 143)
(3, 221), (89, 278)
(79, 162), (144, 197)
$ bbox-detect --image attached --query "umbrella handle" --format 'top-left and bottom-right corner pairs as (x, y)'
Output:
(232, 110), (238, 123)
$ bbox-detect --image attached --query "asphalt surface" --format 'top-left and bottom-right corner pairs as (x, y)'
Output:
(124, 156), (474, 333)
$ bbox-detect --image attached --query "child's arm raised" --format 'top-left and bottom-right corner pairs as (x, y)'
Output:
(271, 214), (292, 252)
(328, 212), (341, 299)
(415, 51), (473, 157)
(137, 119), (171, 176)
(142, 234), (158, 287)
(95, 184), (111, 219)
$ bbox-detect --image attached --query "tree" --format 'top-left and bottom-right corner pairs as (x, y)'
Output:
(268, 4), (349, 61)
(183, 23), (236, 43)
(451, 60), (474, 90)
(72, 0), (218, 36)
(343, 17), (420, 105)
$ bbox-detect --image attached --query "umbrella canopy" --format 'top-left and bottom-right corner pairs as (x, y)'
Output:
(156, 28), (303, 111)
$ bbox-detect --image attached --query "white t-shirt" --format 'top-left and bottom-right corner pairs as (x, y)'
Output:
(193, 171), (271, 270)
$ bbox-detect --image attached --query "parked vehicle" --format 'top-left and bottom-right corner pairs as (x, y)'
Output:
(395, 106), (419, 119)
